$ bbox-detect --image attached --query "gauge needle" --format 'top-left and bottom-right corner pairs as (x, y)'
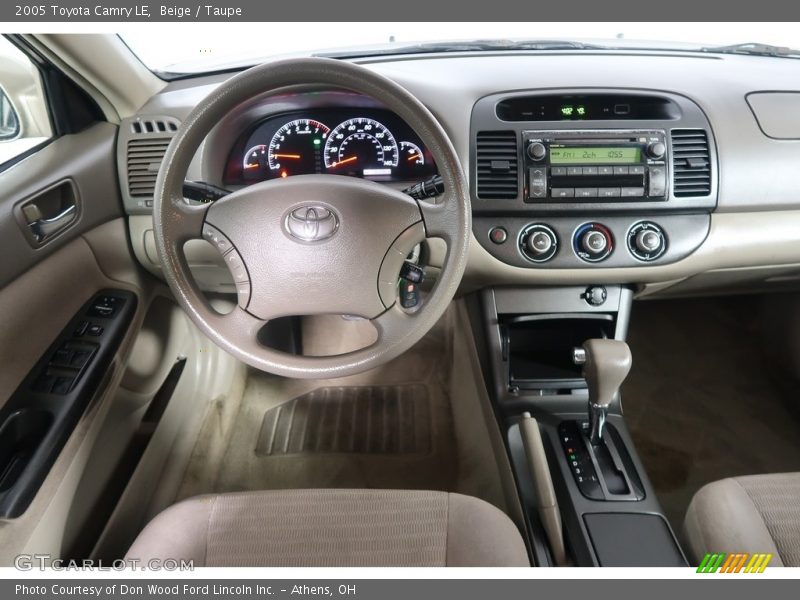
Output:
(407, 154), (422, 162)
(273, 153), (301, 159)
(244, 164), (259, 169)
(331, 156), (357, 167)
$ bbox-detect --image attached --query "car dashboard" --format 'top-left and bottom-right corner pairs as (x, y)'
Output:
(119, 51), (800, 299)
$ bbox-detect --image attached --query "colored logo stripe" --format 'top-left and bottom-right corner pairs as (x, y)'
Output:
(697, 552), (772, 573)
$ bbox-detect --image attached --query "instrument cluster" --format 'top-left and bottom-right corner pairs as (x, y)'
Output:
(224, 109), (437, 185)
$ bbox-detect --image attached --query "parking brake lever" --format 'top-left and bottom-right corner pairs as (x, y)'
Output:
(519, 412), (567, 566)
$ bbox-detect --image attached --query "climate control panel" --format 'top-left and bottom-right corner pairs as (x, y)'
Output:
(477, 214), (707, 269)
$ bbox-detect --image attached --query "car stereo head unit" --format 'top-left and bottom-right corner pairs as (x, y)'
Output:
(524, 130), (668, 202)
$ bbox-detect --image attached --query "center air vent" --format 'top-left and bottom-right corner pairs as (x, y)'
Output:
(126, 138), (171, 198)
(476, 131), (519, 199)
(671, 129), (712, 197)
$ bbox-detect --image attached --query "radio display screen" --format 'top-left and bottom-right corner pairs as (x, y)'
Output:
(550, 146), (641, 164)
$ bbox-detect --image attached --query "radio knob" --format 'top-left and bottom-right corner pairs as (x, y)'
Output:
(635, 229), (663, 254)
(527, 142), (547, 161)
(646, 141), (666, 160)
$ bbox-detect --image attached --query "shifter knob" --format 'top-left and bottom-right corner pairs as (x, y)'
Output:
(582, 339), (632, 409)
(576, 339), (632, 444)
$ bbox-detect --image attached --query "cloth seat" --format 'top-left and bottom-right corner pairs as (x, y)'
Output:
(125, 489), (530, 567)
(683, 473), (800, 567)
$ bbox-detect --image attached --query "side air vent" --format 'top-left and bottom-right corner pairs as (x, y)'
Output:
(131, 117), (179, 134)
(476, 131), (519, 199)
(126, 138), (171, 198)
(671, 129), (712, 197)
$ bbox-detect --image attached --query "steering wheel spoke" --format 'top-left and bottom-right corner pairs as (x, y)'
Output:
(417, 191), (459, 243)
(159, 193), (209, 244)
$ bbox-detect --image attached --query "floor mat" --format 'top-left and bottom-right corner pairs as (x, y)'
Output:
(256, 385), (432, 456)
(622, 295), (800, 531)
(177, 314), (457, 499)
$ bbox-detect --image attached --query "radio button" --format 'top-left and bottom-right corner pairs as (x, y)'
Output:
(648, 165), (667, 197)
(621, 187), (645, 198)
(598, 187), (621, 198)
(598, 166), (614, 176)
(528, 167), (548, 200)
(613, 166), (630, 175)
(552, 188), (575, 198)
(575, 188), (598, 198)
(567, 166), (583, 176)
(551, 167), (567, 176)
(583, 166), (598, 176)
(630, 165), (646, 175)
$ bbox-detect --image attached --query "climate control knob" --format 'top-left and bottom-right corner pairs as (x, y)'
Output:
(627, 221), (667, 262)
(574, 223), (613, 263)
(527, 142), (547, 161)
(519, 223), (558, 263)
(646, 141), (667, 160)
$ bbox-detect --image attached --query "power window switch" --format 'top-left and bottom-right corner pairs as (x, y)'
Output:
(69, 349), (93, 369)
(32, 372), (57, 393)
(51, 376), (76, 395)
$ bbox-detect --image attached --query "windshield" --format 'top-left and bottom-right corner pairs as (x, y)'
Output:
(120, 22), (800, 76)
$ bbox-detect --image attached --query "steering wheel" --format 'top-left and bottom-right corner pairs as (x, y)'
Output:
(153, 58), (470, 379)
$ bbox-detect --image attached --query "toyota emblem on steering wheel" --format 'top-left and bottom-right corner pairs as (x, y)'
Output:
(284, 204), (339, 242)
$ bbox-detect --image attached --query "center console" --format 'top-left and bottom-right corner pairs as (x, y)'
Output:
(474, 286), (687, 567)
(470, 89), (717, 270)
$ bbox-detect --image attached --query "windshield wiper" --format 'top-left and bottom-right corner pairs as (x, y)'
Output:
(315, 39), (603, 59)
(700, 42), (800, 58)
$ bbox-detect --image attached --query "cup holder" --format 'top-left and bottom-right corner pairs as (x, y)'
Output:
(0, 409), (53, 493)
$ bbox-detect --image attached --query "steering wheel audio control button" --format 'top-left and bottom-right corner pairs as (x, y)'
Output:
(574, 223), (614, 263)
(203, 223), (250, 307)
(202, 224), (234, 255)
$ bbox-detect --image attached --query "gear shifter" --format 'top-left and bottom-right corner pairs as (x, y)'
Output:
(565, 338), (643, 502)
(573, 339), (632, 444)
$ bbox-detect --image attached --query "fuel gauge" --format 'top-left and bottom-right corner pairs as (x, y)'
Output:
(399, 141), (425, 166)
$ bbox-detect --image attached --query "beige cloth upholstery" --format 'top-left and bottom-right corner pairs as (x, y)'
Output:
(683, 473), (800, 567)
(126, 489), (530, 567)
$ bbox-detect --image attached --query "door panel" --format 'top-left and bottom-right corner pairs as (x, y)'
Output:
(0, 122), (121, 288)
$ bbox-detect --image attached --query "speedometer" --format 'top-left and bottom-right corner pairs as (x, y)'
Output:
(267, 119), (330, 177)
(323, 118), (399, 178)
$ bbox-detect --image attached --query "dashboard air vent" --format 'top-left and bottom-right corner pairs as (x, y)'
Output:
(476, 131), (518, 199)
(126, 138), (171, 198)
(131, 117), (179, 134)
(671, 129), (711, 197)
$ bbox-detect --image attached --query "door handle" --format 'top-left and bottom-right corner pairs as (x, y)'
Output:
(24, 203), (77, 243)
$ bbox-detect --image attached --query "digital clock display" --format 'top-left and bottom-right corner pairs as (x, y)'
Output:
(550, 147), (641, 164)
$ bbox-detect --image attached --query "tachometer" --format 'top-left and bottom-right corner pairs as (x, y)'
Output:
(324, 118), (399, 178)
(267, 119), (331, 177)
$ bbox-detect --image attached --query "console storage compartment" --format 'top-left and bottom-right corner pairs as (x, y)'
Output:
(502, 314), (615, 389)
